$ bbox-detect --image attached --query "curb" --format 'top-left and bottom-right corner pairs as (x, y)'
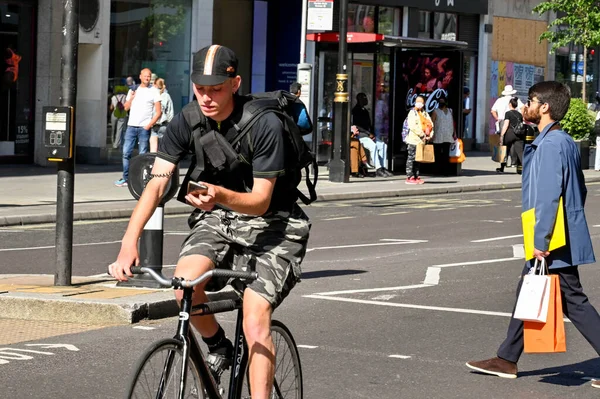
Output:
(0, 293), (179, 324)
(2, 177), (599, 227)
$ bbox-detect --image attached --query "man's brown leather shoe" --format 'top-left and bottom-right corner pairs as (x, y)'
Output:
(592, 380), (600, 389)
(466, 357), (517, 379)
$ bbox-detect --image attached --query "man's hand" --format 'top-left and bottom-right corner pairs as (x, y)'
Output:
(144, 124), (152, 131)
(533, 248), (550, 262)
(186, 182), (218, 212)
(108, 243), (139, 282)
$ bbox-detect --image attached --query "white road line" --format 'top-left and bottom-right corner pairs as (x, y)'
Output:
(297, 345), (319, 349)
(423, 267), (441, 285)
(432, 207), (457, 211)
(313, 257), (520, 297)
(314, 284), (433, 296)
(0, 240), (123, 252)
(305, 294), (513, 317)
(0, 229), (25, 233)
(482, 220), (504, 224)
(322, 216), (356, 221)
(306, 239), (428, 253)
(471, 234), (523, 243)
(379, 211), (409, 216)
(389, 355), (412, 359)
(133, 326), (156, 330)
(165, 231), (190, 236)
(430, 257), (518, 268)
(594, 225), (600, 228)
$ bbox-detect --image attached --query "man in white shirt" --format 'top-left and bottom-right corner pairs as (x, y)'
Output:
(115, 68), (162, 187)
(491, 85), (524, 133)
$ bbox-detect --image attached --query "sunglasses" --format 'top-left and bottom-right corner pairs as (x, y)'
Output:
(527, 98), (544, 106)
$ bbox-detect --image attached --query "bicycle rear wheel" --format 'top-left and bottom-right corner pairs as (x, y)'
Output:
(241, 320), (303, 399)
(127, 338), (204, 399)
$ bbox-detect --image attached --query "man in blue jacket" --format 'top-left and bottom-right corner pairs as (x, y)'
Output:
(466, 81), (599, 387)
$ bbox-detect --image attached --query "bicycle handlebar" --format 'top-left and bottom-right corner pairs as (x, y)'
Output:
(129, 267), (258, 289)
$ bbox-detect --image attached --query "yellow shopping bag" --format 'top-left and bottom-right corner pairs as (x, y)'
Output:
(521, 197), (566, 261)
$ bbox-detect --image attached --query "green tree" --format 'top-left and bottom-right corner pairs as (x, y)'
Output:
(533, 0), (600, 101)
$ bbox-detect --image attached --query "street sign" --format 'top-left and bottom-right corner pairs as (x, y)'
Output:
(307, 0), (333, 31)
(577, 61), (584, 75)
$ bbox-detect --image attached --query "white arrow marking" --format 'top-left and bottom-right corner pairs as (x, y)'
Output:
(25, 344), (79, 352)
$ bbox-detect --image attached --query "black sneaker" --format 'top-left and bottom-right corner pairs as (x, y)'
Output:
(207, 352), (232, 386)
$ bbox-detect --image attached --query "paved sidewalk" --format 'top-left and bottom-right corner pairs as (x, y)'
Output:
(2, 151), (598, 227)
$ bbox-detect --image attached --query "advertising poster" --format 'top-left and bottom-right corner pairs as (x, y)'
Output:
(498, 61), (506, 94)
(398, 52), (461, 115)
(505, 62), (514, 87)
(490, 61), (499, 135)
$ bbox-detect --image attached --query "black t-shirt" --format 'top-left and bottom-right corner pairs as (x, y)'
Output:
(352, 104), (372, 133)
(504, 109), (523, 142)
(157, 96), (298, 211)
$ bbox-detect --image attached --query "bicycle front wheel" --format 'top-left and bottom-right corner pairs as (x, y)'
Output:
(127, 338), (204, 399)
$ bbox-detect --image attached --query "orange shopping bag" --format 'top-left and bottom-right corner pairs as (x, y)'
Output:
(524, 274), (566, 353)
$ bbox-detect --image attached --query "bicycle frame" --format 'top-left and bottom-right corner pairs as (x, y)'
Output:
(174, 287), (250, 399)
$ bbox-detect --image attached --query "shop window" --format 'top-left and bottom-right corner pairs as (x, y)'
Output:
(418, 11), (432, 39)
(347, 4), (375, 33)
(109, 0), (193, 114)
(0, 3), (35, 158)
(433, 13), (457, 41)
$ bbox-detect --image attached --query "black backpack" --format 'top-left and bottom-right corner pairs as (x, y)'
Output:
(177, 91), (318, 205)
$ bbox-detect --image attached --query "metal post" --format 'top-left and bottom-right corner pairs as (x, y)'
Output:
(300, 0), (308, 63)
(55, 0), (78, 286)
(118, 207), (166, 288)
(329, 0), (349, 183)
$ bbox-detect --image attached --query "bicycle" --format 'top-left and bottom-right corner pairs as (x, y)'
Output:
(126, 266), (303, 399)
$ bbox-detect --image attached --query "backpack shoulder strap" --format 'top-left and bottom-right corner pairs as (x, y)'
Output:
(229, 99), (282, 148)
(182, 101), (208, 182)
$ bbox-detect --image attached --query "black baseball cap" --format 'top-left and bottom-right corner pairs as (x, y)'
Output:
(191, 45), (238, 86)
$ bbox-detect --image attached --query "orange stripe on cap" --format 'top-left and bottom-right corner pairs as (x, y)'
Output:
(203, 45), (220, 75)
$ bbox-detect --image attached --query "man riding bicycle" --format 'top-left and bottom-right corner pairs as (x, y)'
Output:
(108, 45), (311, 399)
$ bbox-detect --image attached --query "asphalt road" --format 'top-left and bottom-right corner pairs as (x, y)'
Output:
(1, 185), (600, 398)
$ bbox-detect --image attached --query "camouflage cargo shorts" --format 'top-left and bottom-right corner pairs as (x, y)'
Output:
(179, 205), (311, 309)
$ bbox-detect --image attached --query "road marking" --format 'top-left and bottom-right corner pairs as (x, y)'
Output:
(306, 239), (428, 253)
(512, 244), (525, 259)
(323, 216), (356, 221)
(313, 257), (520, 297)
(165, 231), (189, 236)
(305, 294), (513, 317)
(379, 211), (409, 216)
(0, 229), (25, 233)
(25, 343), (79, 351)
(297, 345), (319, 349)
(0, 240), (122, 252)
(431, 207), (457, 211)
(482, 220), (504, 224)
(594, 225), (600, 228)
(314, 284), (433, 296)
(371, 294), (397, 301)
(133, 326), (156, 330)
(389, 355), (412, 359)
(471, 234), (523, 243)
(430, 257), (518, 268)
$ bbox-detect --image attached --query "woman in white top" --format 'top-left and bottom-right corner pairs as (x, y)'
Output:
(431, 95), (456, 176)
(405, 96), (434, 184)
(150, 78), (174, 152)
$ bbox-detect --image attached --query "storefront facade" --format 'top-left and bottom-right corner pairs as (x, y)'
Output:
(0, 0), (36, 163)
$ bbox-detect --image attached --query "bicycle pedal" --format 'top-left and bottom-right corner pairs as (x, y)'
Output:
(207, 353), (231, 384)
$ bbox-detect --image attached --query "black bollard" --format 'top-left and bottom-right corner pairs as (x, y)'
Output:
(119, 206), (166, 288)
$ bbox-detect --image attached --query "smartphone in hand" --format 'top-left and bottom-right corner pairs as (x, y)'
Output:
(187, 181), (209, 195)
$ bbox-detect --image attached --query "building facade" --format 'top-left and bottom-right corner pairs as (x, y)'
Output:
(2, 0), (557, 166)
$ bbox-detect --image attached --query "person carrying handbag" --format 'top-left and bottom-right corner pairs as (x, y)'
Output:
(405, 96), (434, 184)
(466, 82), (599, 388)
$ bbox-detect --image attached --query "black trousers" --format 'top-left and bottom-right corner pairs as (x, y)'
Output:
(433, 142), (451, 176)
(497, 263), (600, 363)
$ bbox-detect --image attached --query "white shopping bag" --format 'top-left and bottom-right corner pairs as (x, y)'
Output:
(449, 139), (461, 157)
(513, 259), (551, 323)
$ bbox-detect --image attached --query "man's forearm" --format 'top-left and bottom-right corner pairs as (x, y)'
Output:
(147, 112), (162, 129)
(216, 187), (270, 216)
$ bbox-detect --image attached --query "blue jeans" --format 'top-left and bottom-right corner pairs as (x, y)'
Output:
(359, 137), (388, 169)
(122, 126), (150, 181)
